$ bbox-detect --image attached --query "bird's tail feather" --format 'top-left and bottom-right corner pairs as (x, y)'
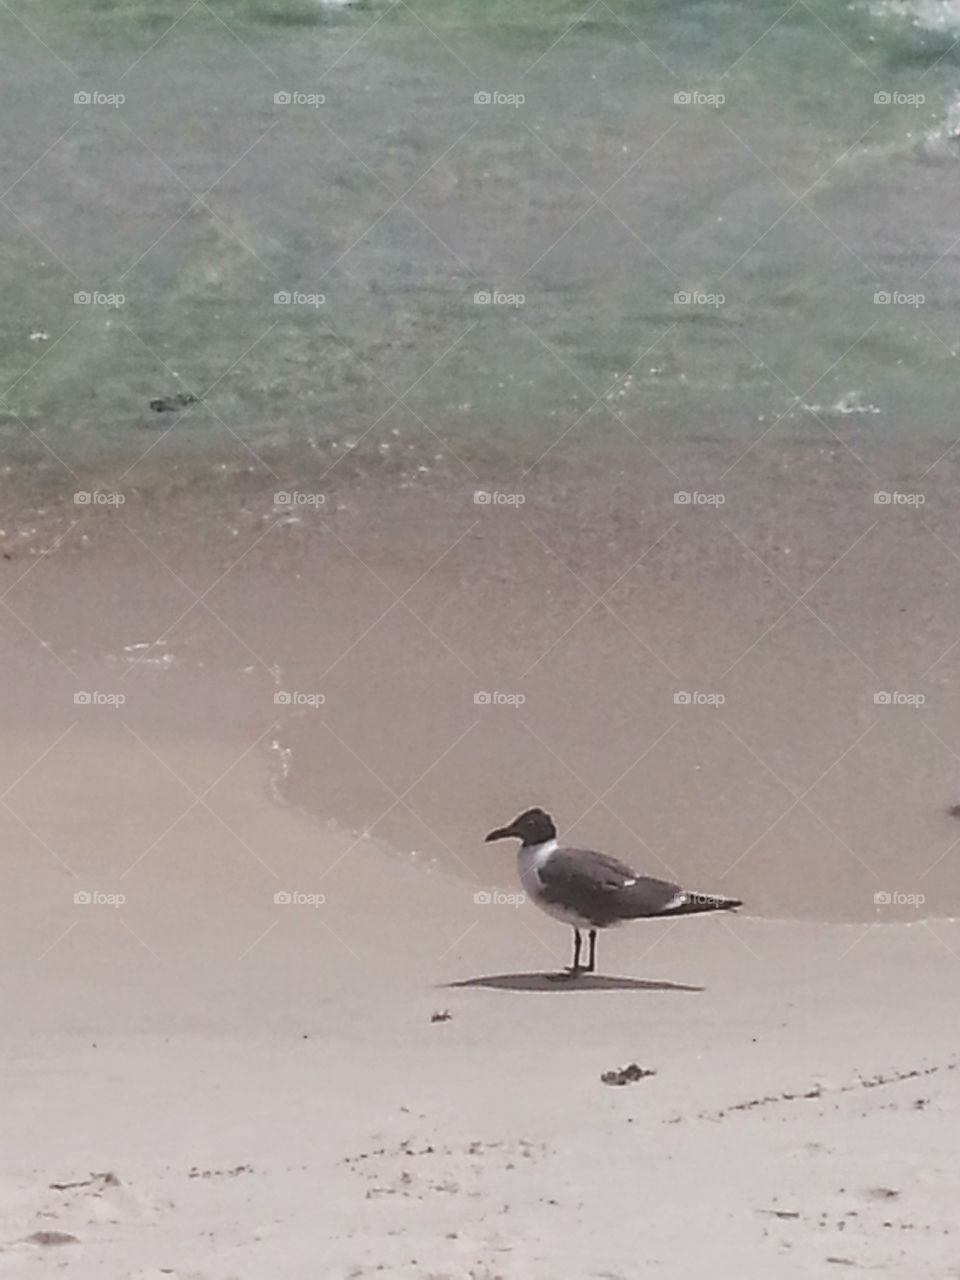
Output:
(664, 892), (741, 917)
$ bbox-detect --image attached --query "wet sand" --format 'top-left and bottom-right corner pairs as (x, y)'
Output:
(4, 438), (960, 923)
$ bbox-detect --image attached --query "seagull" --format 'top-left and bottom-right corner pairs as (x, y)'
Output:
(485, 808), (742, 976)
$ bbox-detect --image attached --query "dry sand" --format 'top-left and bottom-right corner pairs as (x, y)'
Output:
(2, 498), (960, 1278)
(2, 729), (959, 1278)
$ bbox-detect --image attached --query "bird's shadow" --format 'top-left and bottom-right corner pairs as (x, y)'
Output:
(444, 972), (704, 993)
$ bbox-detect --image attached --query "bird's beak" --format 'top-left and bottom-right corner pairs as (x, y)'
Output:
(485, 825), (515, 842)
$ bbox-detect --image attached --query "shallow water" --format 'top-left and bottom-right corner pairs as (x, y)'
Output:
(3, 0), (960, 477)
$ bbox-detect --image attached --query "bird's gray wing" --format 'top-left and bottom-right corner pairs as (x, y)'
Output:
(538, 848), (683, 921)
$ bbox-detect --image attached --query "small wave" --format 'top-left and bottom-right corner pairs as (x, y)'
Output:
(869, 0), (960, 33)
(932, 93), (960, 145)
(801, 391), (882, 418)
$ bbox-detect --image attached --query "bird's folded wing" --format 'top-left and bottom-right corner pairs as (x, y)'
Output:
(539, 848), (683, 913)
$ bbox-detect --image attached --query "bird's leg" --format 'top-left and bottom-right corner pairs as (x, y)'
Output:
(570, 928), (582, 975)
(586, 929), (597, 973)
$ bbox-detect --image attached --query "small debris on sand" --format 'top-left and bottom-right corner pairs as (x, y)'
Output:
(601, 1063), (656, 1086)
(26, 1231), (79, 1246)
(431, 1009), (453, 1023)
(49, 1171), (120, 1191)
(188, 1164), (254, 1179)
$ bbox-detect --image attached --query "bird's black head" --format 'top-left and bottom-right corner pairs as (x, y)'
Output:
(485, 808), (557, 847)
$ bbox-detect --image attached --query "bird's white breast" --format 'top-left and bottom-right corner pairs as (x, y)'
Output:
(517, 838), (557, 894)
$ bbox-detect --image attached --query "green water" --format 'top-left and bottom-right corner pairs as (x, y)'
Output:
(2, 0), (960, 486)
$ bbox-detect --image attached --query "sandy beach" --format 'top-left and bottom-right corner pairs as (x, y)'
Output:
(3, 720), (960, 1279)
(2, 724), (959, 1278)
(1, 517), (959, 1278)
(5, 0), (960, 1273)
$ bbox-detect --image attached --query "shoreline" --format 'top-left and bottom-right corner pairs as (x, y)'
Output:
(3, 467), (959, 925)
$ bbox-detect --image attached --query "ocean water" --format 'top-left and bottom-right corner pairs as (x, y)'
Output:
(4, 0), (960, 923)
(3, 0), (960, 483)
